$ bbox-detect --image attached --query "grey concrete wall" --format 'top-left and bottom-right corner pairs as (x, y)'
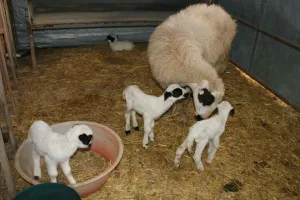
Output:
(215, 0), (300, 109)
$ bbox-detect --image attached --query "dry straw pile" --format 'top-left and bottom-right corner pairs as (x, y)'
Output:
(10, 44), (300, 199)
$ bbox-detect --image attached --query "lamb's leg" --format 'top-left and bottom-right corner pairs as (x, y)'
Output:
(142, 116), (152, 149)
(32, 150), (41, 180)
(125, 107), (131, 135)
(193, 138), (208, 172)
(180, 87), (192, 124)
(149, 120), (155, 142)
(132, 110), (139, 131)
(60, 160), (76, 185)
(207, 140), (213, 154)
(171, 103), (177, 115)
(206, 137), (220, 164)
(44, 155), (58, 183)
(180, 98), (189, 125)
(174, 138), (187, 168)
(187, 136), (195, 154)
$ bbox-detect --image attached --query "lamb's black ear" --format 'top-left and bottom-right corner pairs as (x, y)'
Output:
(107, 35), (115, 42)
(79, 134), (93, 145)
(171, 88), (183, 98)
(164, 91), (172, 101)
(198, 88), (215, 106)
(230, 108), (235, 117)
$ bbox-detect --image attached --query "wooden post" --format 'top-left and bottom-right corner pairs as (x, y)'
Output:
(0, 1), (17, 83)
(0, 127), (16, 199)
(0, 35), (17, 117)
(0, 61), (16, 152)
(26, 0), (37, 68)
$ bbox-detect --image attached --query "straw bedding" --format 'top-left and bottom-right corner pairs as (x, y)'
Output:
(8, 43), (300, 199)
(38, 150), (110, 184)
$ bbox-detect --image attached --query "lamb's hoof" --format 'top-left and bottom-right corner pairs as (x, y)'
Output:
(125, 130), (131, 135)
(206, 159), (213, 164)
(134, 126), (139, 131)
(197, 166), (204, 172)
(174, 162), (180, 168)
(142, 144), (148, 149)
(34, 176), (40, 180)
(70, 180), (77, 185)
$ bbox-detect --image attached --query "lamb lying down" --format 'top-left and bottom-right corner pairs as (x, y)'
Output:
(28, 120), (93, 184)
(123, 84), (189, 149)
(105, 33), (134, 52)
(174, 101), (234, 171)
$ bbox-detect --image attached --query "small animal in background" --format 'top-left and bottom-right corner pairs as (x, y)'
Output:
(105, 33), (135, 52)
(174, 101), (234, 171)
(123, 84), (189, 149)
(28, 120), (93, 184)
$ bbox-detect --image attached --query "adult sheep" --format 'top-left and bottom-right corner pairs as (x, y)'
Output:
(147, 3), (236, 121)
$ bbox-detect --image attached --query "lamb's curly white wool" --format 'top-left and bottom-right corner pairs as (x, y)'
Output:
(123, 84), (189, 149)
(28, 121), (93, 184)
(174, 101), (234, 171)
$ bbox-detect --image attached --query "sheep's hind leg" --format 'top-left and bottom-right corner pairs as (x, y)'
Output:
(32, 150), (41, 180)
(149, 120), (155, 142)
(61, 160), (76, 185)
(44, 155), (58, 183)
(174, 138), (187, 168)
(206, 137), (219, 164)
(193, 138), (208, 172)
(132, 110), (139, 131)
(125, 107), (131, 135)
(142, 116), (152, 149)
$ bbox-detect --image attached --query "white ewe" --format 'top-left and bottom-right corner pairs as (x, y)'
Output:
(148, 3), (237, 122)
(28, 121), (93, 184)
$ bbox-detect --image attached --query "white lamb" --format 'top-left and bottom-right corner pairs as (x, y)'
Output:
(123, 84), (189, 149)
(105, 33), (135, 51)
(174, 101), (234, 171)
(28, 120), (93, 184)
(148, 3), (237, 122)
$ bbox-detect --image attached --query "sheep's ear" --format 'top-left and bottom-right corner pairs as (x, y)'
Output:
(230, 108), (235, 117)
(198, 88), (215, 106)
(200, 80), (209, 89)
(79, 134), (93, 145)
(164, 91), (172, 101)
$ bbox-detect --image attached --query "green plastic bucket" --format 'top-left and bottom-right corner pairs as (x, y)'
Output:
(13, 183), (81, 200)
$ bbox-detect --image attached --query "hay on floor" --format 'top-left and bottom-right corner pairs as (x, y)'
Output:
(10, 43), (300, 200)
(38, 150), (110, 184)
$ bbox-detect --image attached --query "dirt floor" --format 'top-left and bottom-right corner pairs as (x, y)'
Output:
(8, 44), (300, 199)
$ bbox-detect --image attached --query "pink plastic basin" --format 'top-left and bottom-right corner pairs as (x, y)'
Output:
(15, 121), (124, 197)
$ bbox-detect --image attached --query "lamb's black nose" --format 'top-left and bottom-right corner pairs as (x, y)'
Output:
(184, 93), (189, 98)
